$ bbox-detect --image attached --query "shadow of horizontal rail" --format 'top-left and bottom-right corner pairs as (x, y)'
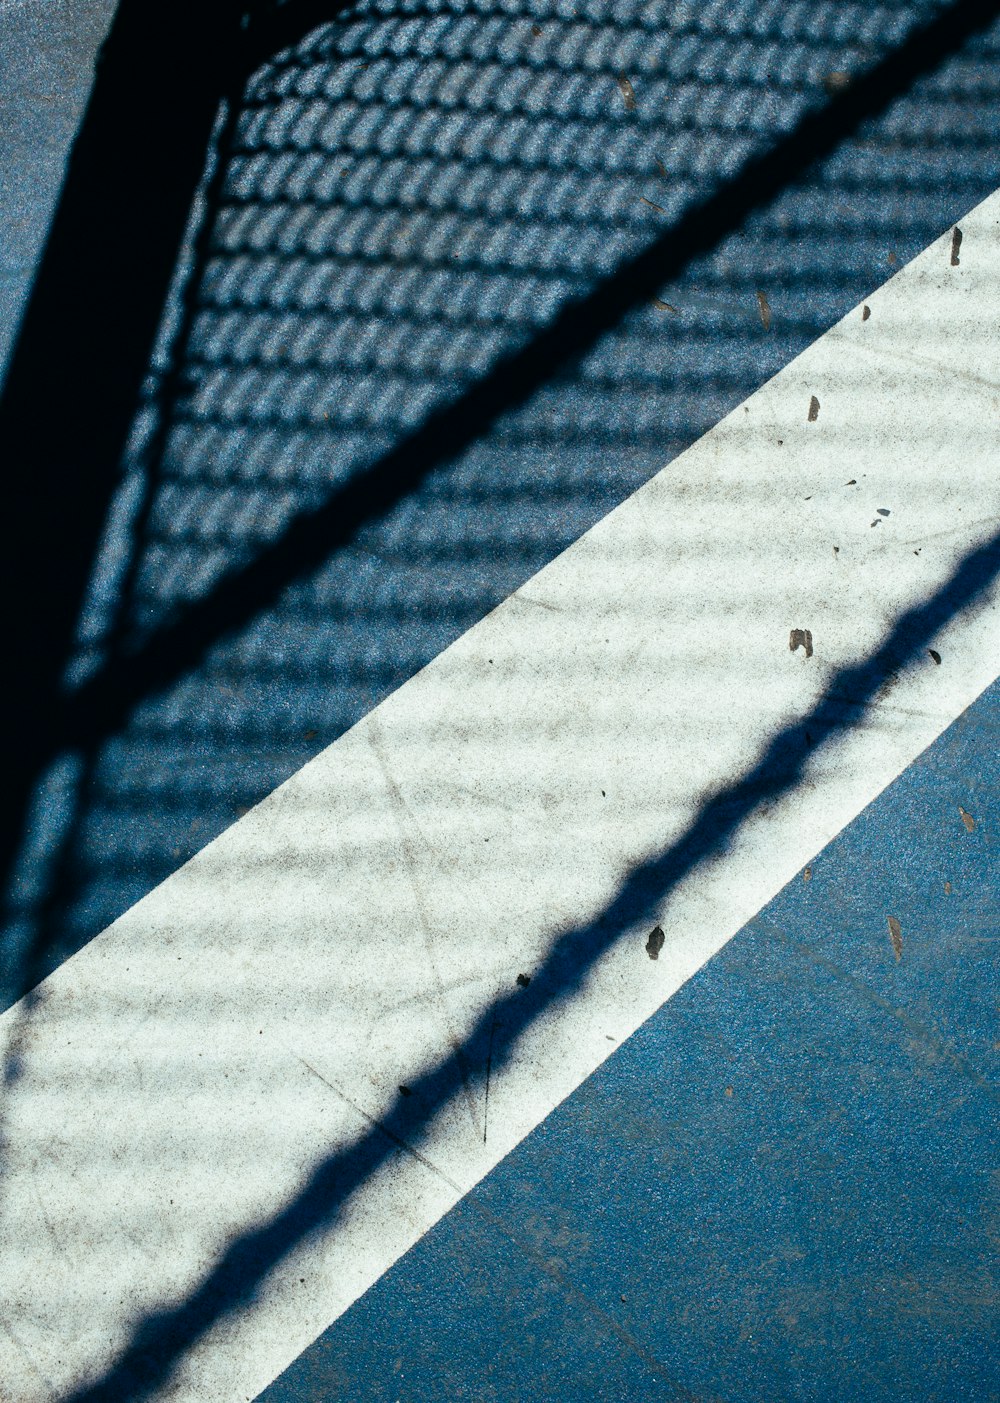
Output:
(59, 517), (1000, 1403)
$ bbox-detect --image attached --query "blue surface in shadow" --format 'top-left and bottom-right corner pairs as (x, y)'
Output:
(3, 0), (1000, 1004)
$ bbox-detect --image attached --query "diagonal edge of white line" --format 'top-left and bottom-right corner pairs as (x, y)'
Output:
(3, 191), (1000, 1403)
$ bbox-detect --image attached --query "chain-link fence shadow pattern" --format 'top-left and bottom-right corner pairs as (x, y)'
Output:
(5, 0), (1000, 1001)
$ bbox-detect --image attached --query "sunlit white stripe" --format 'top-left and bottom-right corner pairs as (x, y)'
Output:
(2, 192), (1000, 1402)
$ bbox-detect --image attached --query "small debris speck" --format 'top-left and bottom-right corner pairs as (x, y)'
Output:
(929, 649), (942, 665)
(531, 22), (542, 35)
(951, 226), (963, 266)
(646, 925), (666, 960)
(958, 806), (976, 833)
(823, 70), (851, 93)
(756, 290), (771, 331)
(862, 304), (871, 321)
(803, 866), (812, 882)
(876, 508), (891, 517)
(399, 1085), (413, 1097)
(888, 251), (898, 265)
(808, 395), (820, 422)
(944, 880), (952, 895)
(789, 628), (814, 658)
(640, 195), (667, 215)
(724, 1086), (734, 1097)
(888, 915), (903, 962)
(652, 297), (678, 313)
(617, 74), (637, 110)
(516, 972), (531, 987)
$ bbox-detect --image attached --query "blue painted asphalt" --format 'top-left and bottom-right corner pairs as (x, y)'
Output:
(0, 0), (117, 377)
(262, 675), (999, 1403)
(1, 4), (998, 1397)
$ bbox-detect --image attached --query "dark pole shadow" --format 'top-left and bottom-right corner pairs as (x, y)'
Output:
(58, 520), (1000, 1403)
(0, 0), (241, 921)
(0, 0), (361, 973)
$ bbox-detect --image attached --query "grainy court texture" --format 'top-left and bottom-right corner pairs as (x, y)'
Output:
(0, 1), (997, 1400)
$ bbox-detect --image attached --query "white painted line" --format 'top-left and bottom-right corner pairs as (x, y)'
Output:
(3, 193), (1000, 1403)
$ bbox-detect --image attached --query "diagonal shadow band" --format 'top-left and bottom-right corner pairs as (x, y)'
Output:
(58, 520), (1000, 1403)
(56, 0), (1000, 759)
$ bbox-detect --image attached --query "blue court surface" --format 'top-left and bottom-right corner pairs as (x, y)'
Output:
(0, 1), (997, 1400)
(261, 686), (1000, 1403)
